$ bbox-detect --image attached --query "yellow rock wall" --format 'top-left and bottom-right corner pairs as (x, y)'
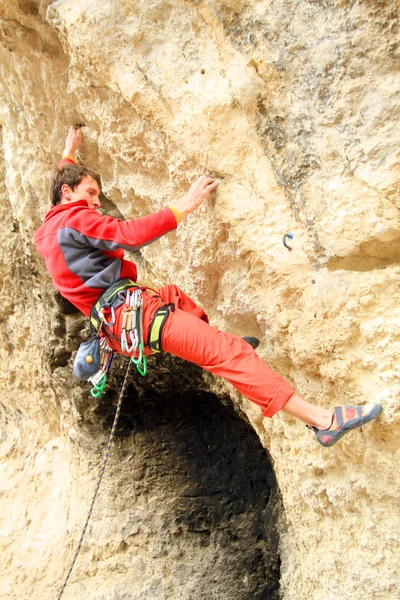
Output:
(0, 0), (399, 598)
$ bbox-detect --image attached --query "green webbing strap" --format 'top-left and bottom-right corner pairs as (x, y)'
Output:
(148, 305), (171, 353)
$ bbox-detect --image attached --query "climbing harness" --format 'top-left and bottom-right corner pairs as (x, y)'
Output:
(73, 278), (176, 398)
(87, 279), (146, 395)
(56, 358), (133, 600)
(148, 304), (174, 353)
(80, 278), (175, 397)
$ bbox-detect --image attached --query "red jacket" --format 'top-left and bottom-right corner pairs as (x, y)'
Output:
(34, 160), (178, 316)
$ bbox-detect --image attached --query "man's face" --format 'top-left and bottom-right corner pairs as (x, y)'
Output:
(61, 175), (101, 210)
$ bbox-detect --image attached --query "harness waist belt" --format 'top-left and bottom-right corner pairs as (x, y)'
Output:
(90, 279), (138, 332)
(90, 280), (174, 353)
(148, 305), (171, 353)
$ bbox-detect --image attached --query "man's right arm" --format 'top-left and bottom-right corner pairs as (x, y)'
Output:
(65, 206), (178, 253)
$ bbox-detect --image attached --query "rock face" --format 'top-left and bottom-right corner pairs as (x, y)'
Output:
(0, 0), (399, 599)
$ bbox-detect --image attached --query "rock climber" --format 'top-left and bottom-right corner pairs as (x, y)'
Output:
(34, 126), (382, 447)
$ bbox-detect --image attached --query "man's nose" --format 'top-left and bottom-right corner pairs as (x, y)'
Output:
(94, 197), (101, 208)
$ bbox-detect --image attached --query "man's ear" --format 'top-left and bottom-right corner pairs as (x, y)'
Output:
(61, 183), (73, 200)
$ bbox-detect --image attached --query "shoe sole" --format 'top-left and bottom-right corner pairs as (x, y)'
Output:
(316, 404), (383, 447)
(242, 337), (260, 350)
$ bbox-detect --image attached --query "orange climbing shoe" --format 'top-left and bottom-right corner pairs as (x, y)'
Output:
(308, 403), (383, 447)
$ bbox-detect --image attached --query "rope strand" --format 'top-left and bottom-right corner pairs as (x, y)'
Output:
(56, 359), (133, 600)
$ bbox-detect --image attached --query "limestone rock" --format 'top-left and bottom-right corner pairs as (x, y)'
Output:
(0, 0), (399, 599)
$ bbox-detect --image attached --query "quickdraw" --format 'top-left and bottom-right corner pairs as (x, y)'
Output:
(120, 289), (147, 377)
(88, 336), (114, 398)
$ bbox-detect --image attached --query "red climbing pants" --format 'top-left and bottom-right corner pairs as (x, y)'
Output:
(105, 284), (295, 417)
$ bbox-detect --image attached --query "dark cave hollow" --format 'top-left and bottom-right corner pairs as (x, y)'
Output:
(90, 355), (284, 600)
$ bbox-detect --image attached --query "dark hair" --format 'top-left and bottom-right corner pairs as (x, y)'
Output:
(50, 164), (102, 206)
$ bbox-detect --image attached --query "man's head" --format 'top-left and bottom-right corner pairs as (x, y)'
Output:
(50, 165), (102, 209)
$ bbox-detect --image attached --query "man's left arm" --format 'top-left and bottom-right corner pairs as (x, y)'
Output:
(56, 126), (217, 228)
(57, 125), (82, 169)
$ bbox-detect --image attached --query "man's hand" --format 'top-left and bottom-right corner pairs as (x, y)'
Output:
(63, 125), (83, 157)
(173, 176), (219, 218)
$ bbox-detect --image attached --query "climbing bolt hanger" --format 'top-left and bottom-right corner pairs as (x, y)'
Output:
(282, 232), (294, 251)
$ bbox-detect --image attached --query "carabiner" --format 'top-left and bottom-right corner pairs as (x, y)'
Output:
(121, 329), (127, 352)
(136, 354), (147, 377)
(100, 306), (116, 327)
(129, 329), (138, 352)
(131, 342), (143, 366)
(131, 343), (147, 376)
(90, 374), (107, 398)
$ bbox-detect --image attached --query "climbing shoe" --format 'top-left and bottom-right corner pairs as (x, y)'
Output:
(242, 336), (260, 349)
(308, 403), (383, 447)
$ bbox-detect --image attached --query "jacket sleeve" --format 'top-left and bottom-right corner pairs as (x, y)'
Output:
(65, 206), (178, 252)
(58, 157), (76, 169)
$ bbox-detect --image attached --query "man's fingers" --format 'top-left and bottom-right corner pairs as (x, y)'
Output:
(195, 176), (219, 189)
(202, 179), (219, 194)
(65, 125), (83, 154)
(206, 179), (219, 189)
(197, 175), (218, 182)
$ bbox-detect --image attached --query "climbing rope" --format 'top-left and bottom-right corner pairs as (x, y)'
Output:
(56, 358), (133, 600)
